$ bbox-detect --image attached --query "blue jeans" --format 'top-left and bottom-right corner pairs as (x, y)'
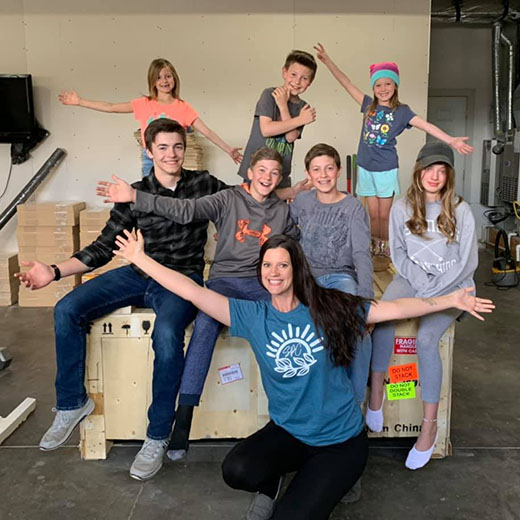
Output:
(178, 276), (269, 406)
(53, 265), (201, 439)
(141, 148), (153, 177)
(316, 273), (372, 404)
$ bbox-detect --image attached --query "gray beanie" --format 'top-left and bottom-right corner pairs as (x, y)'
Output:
(416, 141), (454, 168)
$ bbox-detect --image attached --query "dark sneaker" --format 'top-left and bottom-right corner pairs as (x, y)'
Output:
(129, 437), (168, 481)
(39, 398), (95, 451)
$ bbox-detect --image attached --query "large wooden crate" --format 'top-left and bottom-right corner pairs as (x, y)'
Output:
(369, 268), (454, 458)
(80, 308), (269, 460)
(80, 266), (454, 460)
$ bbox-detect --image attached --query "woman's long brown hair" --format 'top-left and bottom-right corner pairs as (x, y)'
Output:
(257, 235), (367, 367)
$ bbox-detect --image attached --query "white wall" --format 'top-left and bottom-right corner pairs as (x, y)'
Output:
(429, 25), (493, 232)
(0, 0), (431, 253)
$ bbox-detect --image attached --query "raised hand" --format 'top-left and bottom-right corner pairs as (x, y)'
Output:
(228, 147), (243, 164)
(450, 137), (474, 155)
(14, 260), (54, 290)
(58, 89), (80, 106)
(114, 229), (144, 264)
(313, 42), (331, 65)
(299, 104), (317, 125)
(272, 86), (290, 108)
(96, 175), (136, 204)
(451, 286), (494, 321)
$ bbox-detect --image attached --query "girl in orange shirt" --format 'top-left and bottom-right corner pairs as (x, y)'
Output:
(59, 58), (242, 175)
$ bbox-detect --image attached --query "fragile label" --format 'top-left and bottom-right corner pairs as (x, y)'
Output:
(394, 336), (417, 355)
(388, 362), (418, 384)
(386, 382), (416, 401)
(218, 363), (243, 385)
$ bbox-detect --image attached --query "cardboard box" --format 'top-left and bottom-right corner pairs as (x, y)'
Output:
(80, 208), (111, 229)
(18, 277), (80, 307)
(18, 249), (73, 266)
(17, 226), (79, 250)
(0, 254), (19, 306)
(80, 230), (101, 249)
(17, 202), (86, 227)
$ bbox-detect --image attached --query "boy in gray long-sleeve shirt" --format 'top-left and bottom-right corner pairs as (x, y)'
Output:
(290, 143), (373, 403)
(99, 147), (298, 461)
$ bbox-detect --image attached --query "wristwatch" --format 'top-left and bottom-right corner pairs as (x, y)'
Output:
(50, 264), (62, 281)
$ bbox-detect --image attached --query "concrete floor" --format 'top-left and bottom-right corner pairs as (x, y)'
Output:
(1, 249), (519, 520)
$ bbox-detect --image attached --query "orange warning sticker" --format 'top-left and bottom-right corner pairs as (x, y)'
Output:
(388, 362), (418, 384)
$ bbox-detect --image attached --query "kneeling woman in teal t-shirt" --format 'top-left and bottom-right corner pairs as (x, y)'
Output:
(113, 232), (492, 520)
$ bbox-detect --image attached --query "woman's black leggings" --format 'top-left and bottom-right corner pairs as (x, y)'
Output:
(222, 421), (368, 520)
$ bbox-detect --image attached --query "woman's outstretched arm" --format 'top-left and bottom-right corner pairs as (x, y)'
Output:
(367, 287), (494, 324)
(114, 229), (231, 326)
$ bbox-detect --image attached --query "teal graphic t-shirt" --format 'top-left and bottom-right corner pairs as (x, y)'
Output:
(229, 299), (366, 446)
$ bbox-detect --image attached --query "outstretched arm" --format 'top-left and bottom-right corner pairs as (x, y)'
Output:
(367, 287), (494, 324)
(58, 89), (133, 113)
(114, 229), (231, 326)
(192, 118), (243, 164)
(409, 116), (474, 155)
(15, 257), (89, 290)
(313, 43), (364, 105)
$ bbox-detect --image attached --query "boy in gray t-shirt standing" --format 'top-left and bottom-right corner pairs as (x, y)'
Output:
(238, 50), (318, 188)
(290, 143), (374, 404)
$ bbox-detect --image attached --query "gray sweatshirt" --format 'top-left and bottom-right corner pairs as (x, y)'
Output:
(389, 197), (478, 298)
(133, 185), (299, 279)
(289, 191), (374, 299)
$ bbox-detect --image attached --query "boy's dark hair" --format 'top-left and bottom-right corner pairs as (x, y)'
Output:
(144, 118), (186, 151)
(304, 143), (341, 170)
(250, 147), (283, 170)
(284, 50), (317, 80)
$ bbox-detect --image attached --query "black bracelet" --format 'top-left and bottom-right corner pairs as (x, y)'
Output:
(50, 264), (61, 281)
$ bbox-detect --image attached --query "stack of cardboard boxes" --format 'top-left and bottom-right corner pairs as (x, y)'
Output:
(17, 202), (85, 307)
(79, 208), (128, 283)
(0, 254), (19, 306)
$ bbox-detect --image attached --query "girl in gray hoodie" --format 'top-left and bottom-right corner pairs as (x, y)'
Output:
(366, 141), (478, 471)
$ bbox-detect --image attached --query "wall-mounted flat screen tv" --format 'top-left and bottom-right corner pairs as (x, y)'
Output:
(0, 74), (36, 143)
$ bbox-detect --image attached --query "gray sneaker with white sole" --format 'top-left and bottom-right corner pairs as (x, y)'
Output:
(130, 437), (169, 481)
(39, 398), (95, 451)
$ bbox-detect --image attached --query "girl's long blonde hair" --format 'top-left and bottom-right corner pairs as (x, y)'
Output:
(147, 58), (181, 100)
(406, 161), (461, 243)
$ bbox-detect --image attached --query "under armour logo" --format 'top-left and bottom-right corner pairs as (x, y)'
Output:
(235, 219), (272, 245)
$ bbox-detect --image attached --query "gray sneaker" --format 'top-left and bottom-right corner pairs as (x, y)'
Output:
(246, 476), (283, 520)
(39, 398), (95, 451)
(130, 437), (168, 481)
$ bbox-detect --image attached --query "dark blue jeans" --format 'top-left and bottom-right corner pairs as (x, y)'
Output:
(178, 276), (269, 406)
(53, 265), (201, 440)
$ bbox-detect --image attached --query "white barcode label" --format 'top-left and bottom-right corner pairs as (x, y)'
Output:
(218, 363), (243, 385)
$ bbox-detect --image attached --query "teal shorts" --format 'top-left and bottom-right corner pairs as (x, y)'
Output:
(356, 166), (400, 198)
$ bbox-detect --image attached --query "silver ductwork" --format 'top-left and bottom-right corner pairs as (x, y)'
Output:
(432, 1), (520, 25)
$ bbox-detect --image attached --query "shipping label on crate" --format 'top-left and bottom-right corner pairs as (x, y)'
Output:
(218, 363), (244, 385)
(389, 362), (418, 384)
(386, 381), (416, 401)
(394, 336), (417, 355)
